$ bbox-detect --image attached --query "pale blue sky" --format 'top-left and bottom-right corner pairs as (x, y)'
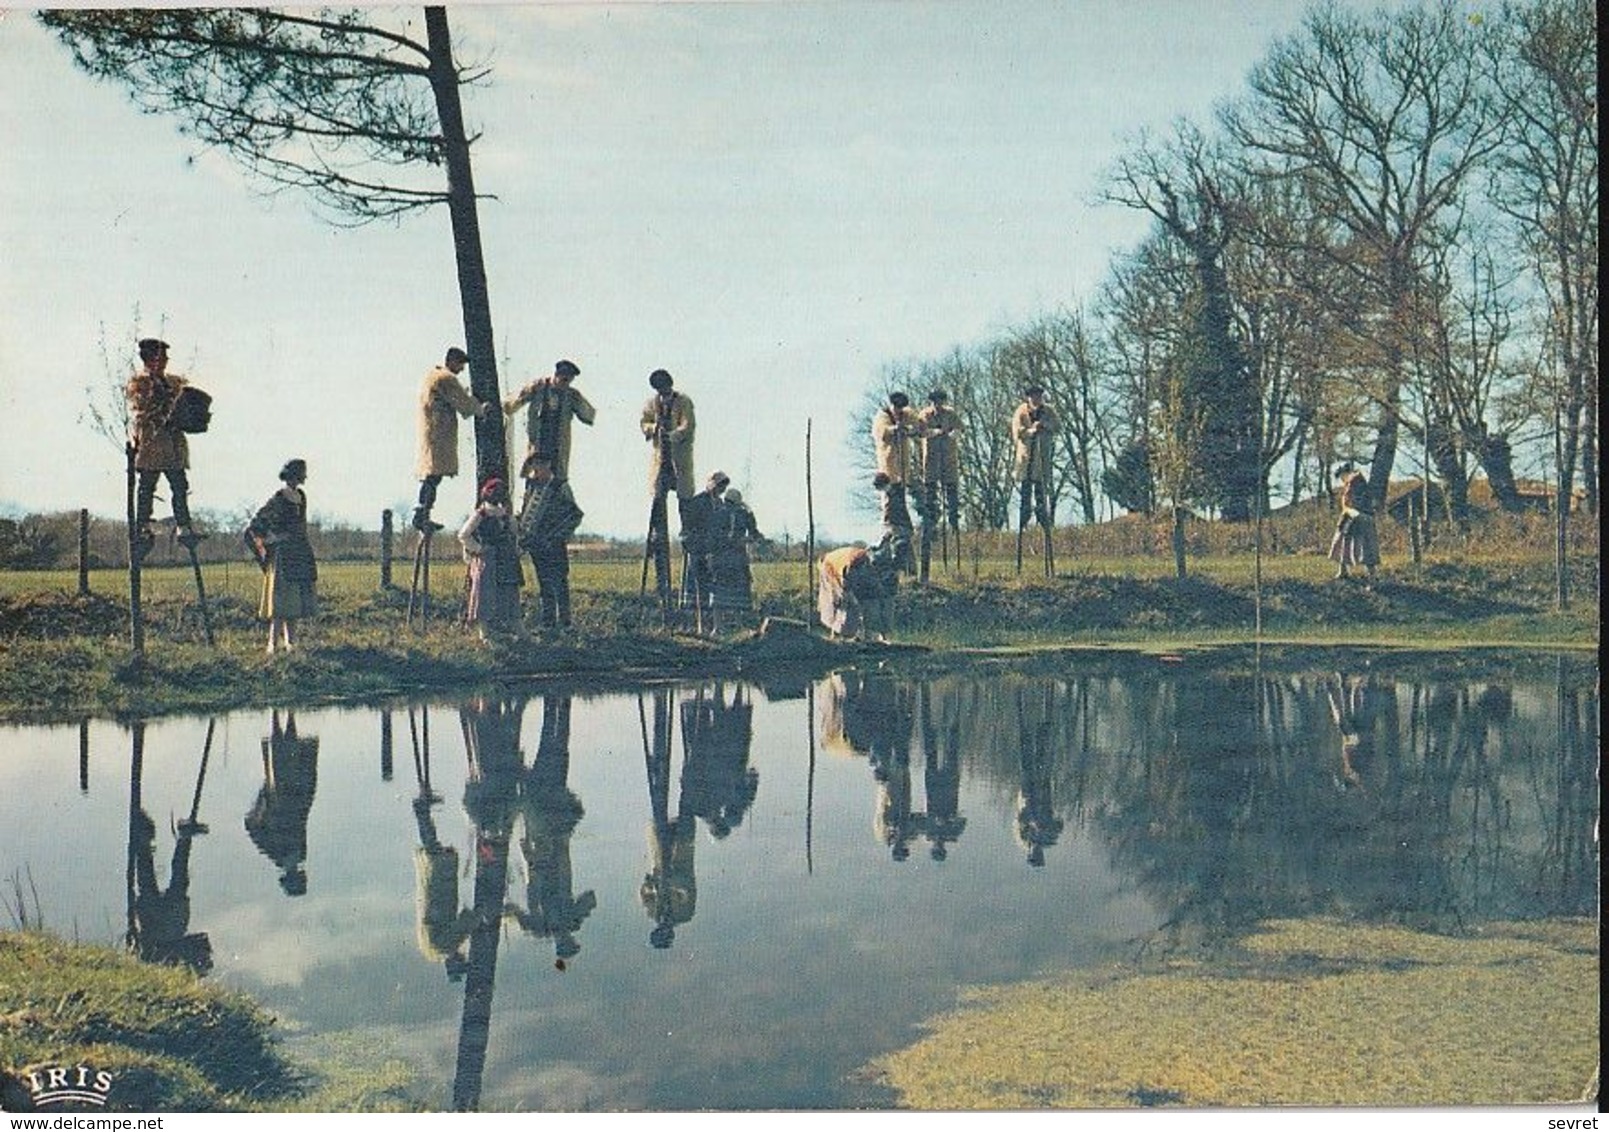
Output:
(1, 1), (1351, 541)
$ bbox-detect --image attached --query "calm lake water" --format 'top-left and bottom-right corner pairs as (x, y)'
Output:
(0, 652), (1597, 1111)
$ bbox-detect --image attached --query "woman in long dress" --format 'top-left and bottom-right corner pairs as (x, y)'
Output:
(459, 476), (523, 638)
(245, 458), (317, 654)
(709, 489), (763, 630)
(1327, 462), (1380, 582)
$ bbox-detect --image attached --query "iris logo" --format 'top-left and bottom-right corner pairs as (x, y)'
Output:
(18, 1064), (115, 1108)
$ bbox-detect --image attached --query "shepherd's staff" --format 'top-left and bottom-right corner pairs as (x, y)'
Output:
(804, 419), (816, 607)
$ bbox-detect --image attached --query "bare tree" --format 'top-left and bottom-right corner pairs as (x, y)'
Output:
(1104, 124), (1258, 521)
(1416, 236), (1528, 521)
(1222, 0), (1507, 512)
(41, 7), (511, 482)
(1485, 0), (1598, 606)
(939, 346), (1020, 531)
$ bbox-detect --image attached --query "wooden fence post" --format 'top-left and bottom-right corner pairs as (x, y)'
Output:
(126, 445), (144, 660)
(380, 509), (394, 590)
(77, 508), (90, 596)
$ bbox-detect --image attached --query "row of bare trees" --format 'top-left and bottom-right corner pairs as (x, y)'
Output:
(852, 0), (1595, 600)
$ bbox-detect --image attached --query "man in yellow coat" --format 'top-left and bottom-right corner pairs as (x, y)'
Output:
(503, 358), (595, 482)
(1011, 384), (1058, 531)
(872, 390), (923, 488)
(919, 387), (963, 536)
(413, 346), (490, 532)
(640, 369), (697, 507)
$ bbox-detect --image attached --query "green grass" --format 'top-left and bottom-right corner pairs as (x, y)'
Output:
(0, 548), (1595, 721)
(0, 931), (425, 1112)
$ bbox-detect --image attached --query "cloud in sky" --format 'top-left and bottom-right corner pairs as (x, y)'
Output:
(0, 1), (1334, 542)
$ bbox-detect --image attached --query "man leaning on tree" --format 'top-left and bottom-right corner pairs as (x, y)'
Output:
(412, 345), (491, 532)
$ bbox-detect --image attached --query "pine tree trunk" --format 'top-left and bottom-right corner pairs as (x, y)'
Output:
(426, 7), (506, 489)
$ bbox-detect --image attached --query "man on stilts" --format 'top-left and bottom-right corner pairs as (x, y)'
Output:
(1011, 384), (1058, 577)
(871, 390), (923, 579)
(919, 388), (962, 574)
(639, 369), (696, 616)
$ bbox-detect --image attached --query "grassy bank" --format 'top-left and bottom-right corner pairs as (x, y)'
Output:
(0, 931), (420, 1112)
(866, 916), (1600, 1109)
(0, 551), (1595, 721)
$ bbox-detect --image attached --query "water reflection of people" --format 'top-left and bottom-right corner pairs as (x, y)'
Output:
(126, 720), (214, 973)
(641, 691), (696, 949)
(508, 694), (596, 963)
(244, 710), (319, 896)
(1016, 691), (1064, 867)
(1327, 671), (1382, 792)
(839, 670), (914, 779)
(679, 684), (759, 839)
(918, 684), (966, 861)
(874, 746), (918, 861)
(410, 707), (474, 981)
(834, 670), (921, 858)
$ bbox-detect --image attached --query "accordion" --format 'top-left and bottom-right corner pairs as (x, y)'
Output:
(168, 385), (213, 434)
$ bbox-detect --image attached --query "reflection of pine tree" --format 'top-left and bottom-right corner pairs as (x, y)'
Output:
(453, 695), (528, 1113)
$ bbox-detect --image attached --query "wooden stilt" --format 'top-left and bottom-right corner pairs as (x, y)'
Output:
(407, 529), (434, 630)
(183, 538), (215, 645)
